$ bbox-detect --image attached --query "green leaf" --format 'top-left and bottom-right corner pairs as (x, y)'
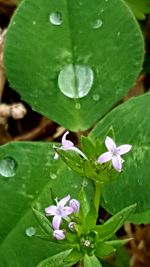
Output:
(84, 203), (97, 232)
(83, 254), (102, 267)
(0, 142), (94, 266)
(64, 248), (83, 264)
(78, 188), (90, 225)
(32, 207), (53, 235)
(4, 0), (144, 131)
(125, 0), (150, 20)
(37, 250), (73, 267)
(81, 136), (96, 160)
(57, 149), (119, 183)
(90, 93), (150, 223)
(95, 204), (136, 241)
(106, 238), (133, 248)
(95, 242), (116, 258)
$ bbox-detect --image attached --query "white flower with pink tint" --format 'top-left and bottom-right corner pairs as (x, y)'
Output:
(97, 136), (132, 172)
(54, 131), (87, 160)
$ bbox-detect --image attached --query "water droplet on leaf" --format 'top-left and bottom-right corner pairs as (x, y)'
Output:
(0, 157), (17, 178)
(92, 19), (103, 29)
(50, 173), (57, 180)
(49, 12), (62, 26)
(82, 179), (89, 187)
(58, 64), (94, 99)
(75, 102), (81, 109)
(92, 94), (100, 101)
(25, 226), (36, 237)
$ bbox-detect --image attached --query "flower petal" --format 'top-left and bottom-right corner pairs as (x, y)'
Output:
(45, 205), (57, 216)
(105, 136), (116, 153)
(54, 151), (59, 160)
(69, 199), (80, 213)
(59, 194), (70, 207)
(117, 144), (132, 155)
(62, 207), (73, 217)
(112, 156), (122, 172)
(97, 152), (112, 163)
(52, 215), (62, 230)
(62, 131), (74, 149)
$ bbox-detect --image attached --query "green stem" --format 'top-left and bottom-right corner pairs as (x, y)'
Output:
(94, 181), (101, 213)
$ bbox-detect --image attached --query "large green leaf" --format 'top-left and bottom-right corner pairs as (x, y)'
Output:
(0, 142), (94, 266)
(4, 0), (144, 131)
(89, 93), (150, 223)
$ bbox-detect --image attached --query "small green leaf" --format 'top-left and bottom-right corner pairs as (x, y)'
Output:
(57, 149), (119, 183)
(95, 242), (116, 258)
(57, 149), (85, 176)
(95, 204), (136, 241)
(83, 254), (102, 267)
(36, 250), (73, 267)
(84, 203), (97, 232)
(78, 188), (90, 225)
(64, 248), (83, 264)
(81, 136), (96, 159)
(106, 238), (133, 248)
(105, 126), (115, 140)
(32, 207), (53, 235)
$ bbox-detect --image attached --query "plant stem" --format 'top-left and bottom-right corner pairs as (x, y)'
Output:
(94, 181), (101, 213)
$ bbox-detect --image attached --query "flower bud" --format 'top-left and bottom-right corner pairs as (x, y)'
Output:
(68, 222), (76, 231)
(53, 229), (66, 240)
(69, 199), (80, 213)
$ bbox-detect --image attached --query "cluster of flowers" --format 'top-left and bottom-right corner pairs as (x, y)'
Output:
(45, 194), (80, 240)
(54, 131), (132, 172)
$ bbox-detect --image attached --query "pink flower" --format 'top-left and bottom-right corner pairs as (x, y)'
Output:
(97, 136), (132, 172)
(45, 195), (73, 230)
(54, 131), (87, 160)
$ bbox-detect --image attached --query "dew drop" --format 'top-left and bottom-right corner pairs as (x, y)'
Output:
(75, 102), (81, 110)
(72, 184), (78, 189)
(92, 94), (100, 102)
(33, 21), (36, 25)
(92, 19), (103, 29)
(49, 12), (62, 26)
(100, 8), (104, 13)
(82, 179), (89, 187)
(58, 64), (94, 99)
(25, 226), (36, 237)
(50, 173), (57, 180)
(117, 31), (120, 37)
(0, 157), (17, 178)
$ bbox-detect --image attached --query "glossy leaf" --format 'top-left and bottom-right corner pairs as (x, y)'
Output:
(0, 142), (94, 266)
(90, 93), (150, 223)
(4, 0), (144, 131)
(37, 250), (73, 267)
